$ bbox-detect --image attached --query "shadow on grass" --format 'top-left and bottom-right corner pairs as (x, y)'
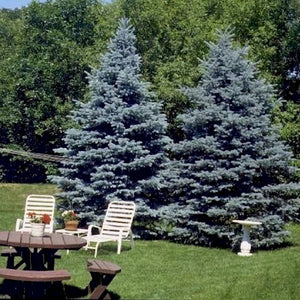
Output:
(65, 284), (120, 299)
(0, 279), (21, 299)
(0, 281), (121, 299)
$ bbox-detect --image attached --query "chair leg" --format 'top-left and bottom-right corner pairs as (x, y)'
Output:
(117, 239), (122, 255)
(94, 242), (100, 258)
(130, 233), (134, 250)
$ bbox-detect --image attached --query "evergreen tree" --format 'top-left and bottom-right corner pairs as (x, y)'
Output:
(50, 18), (170, 223)
(162, 29), (300, 249)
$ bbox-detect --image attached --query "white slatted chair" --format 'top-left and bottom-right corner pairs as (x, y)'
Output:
(16, 194), (56, 233)
(83, 201), (136, 257)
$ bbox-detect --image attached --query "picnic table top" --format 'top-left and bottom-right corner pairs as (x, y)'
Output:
(0, 230), (87, 250)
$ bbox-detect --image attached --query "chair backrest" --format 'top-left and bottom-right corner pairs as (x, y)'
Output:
(101, 201), (136, 239)
(21, 194), (56, 233)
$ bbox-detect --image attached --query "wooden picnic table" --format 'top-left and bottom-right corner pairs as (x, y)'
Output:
(0, 231), (122, 299)
(0, 230), (87, 270)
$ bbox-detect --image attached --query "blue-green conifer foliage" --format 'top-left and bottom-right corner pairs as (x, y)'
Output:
(163, 30), (300, 249)
(50, 18), (170, 222)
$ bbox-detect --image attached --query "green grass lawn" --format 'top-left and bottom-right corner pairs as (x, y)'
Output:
(0, 184), (299, 299)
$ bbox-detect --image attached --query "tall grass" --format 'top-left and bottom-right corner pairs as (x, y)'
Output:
(0, 184), (299, 299)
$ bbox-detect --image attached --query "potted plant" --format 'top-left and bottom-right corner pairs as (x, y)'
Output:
(62, 210), (79, 231)
(28, 212), (51, 237)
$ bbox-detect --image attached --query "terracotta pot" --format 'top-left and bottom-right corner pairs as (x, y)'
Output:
(31, 223), (45, 237)
(64, 220), (79, 231)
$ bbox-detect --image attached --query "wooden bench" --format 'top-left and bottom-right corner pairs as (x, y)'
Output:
(0, 268), (70, 298)
(0, 268), (70, 282)
(87, 259), (121, 299)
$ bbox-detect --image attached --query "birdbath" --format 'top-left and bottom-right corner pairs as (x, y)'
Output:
(232, 220), (262, 257)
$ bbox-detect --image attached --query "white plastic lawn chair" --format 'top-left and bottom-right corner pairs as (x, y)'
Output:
(15, 194), (56, 233)
(83, 200), (136, 257)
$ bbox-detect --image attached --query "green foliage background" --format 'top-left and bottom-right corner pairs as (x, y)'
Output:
(0, 0), (299, 182)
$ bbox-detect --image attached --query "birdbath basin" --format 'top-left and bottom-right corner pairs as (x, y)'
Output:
(232, 220), (262, 257)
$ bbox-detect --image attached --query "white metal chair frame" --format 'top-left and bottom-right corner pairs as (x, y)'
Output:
(84, 200), (136, 257)
(15, 194), (56, 233)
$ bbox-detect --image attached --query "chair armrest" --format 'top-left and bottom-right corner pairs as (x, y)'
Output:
(15, 219), (23, 231)
(87, 224), (102, 236)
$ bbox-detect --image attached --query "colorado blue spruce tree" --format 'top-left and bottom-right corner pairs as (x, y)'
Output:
(50, 18), (170, 223)
(164, 29), (299, 249)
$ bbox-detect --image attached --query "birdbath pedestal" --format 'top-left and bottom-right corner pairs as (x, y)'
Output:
(232, 220), (262, 257)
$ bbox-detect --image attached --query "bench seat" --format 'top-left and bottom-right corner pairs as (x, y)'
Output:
(0, 268), (70, 282)
(87, 259), (121, 275)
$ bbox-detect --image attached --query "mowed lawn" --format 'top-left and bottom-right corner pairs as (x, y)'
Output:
(0, 184), (299, 299)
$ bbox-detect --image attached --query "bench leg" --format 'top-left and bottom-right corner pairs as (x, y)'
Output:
(2, 248), (26, 270)
(5, 256), (27, 270)
(16, 247), (32, 270)
(90, 285), (108, 299)
(6, 255), (15, 269)
(88, 273), (116, 300)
